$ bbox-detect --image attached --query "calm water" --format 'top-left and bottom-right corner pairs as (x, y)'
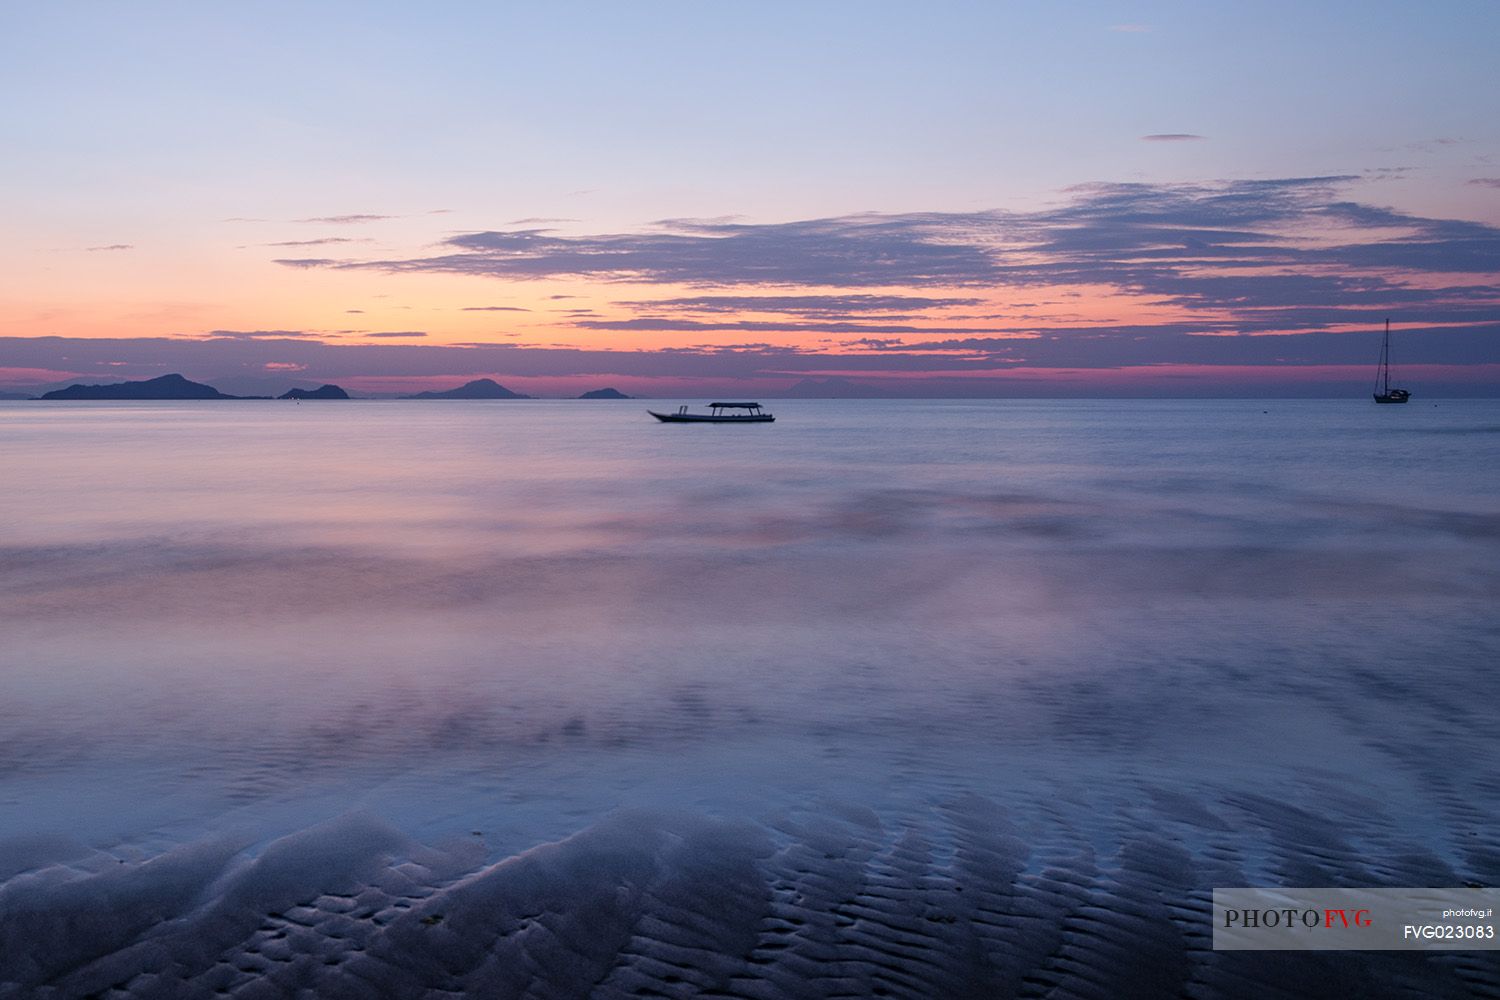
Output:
(3, 398), (1499, 994)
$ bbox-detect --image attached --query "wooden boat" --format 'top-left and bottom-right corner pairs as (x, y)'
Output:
(1373, 319), (1410, 404)
(649, 402), (775, 423)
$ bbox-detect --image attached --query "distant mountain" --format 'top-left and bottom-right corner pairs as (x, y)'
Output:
(279, 384), (350, 400)
(38, 373), (246, 400)
(578, 387), (631, 399)
(405, 378), (531, 399)
(782, 377), (879, 398)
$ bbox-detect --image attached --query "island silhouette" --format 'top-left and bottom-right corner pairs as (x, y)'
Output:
(279, 385), (350, 400)
(37, 373), (263, 400)
(578, 387), (631, 399)
(404, 378), (531, 399)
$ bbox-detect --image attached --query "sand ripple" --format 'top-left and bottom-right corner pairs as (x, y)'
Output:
(4, 803), (1498, 1000)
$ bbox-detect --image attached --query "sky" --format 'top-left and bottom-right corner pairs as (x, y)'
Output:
(2, 1), (1498, 397)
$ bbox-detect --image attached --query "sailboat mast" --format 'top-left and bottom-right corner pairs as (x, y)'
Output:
(1371, 317), (1408, 402)
(1381, 319), (1391, 394)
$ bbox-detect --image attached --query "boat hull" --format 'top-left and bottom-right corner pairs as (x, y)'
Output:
(649, 411), (774, 423)
(1373, 391), (1410, 404)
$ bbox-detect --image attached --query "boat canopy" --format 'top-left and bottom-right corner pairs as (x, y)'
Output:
(708, 402), (762, 408)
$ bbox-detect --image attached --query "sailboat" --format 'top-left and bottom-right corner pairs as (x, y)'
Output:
(1372, 319), (1410, 404)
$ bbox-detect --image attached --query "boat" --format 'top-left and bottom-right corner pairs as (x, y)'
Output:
(648, 401), (775, 423)
(1372, 319), (1410, 404)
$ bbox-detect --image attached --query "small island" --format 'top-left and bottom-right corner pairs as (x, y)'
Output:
(405, 378), (531, 400)
(38, 373), (252, 400)
(279, 384), (350, 400)
(578, 387), (631, 399)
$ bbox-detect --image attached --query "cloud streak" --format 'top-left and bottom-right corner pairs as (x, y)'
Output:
(295, 214), (394, 225)
(280, 216), (1005, 287)
(263, 237), (368, 247)
(205, 329), (321, 340)
(576, 318), (1022, 335)
(620, 294), (984, 316)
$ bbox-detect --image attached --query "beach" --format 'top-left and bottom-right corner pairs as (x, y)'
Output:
(2, 398), (1498, 997)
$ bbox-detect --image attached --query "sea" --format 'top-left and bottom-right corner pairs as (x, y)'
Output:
(2, 398), (1498, 998)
